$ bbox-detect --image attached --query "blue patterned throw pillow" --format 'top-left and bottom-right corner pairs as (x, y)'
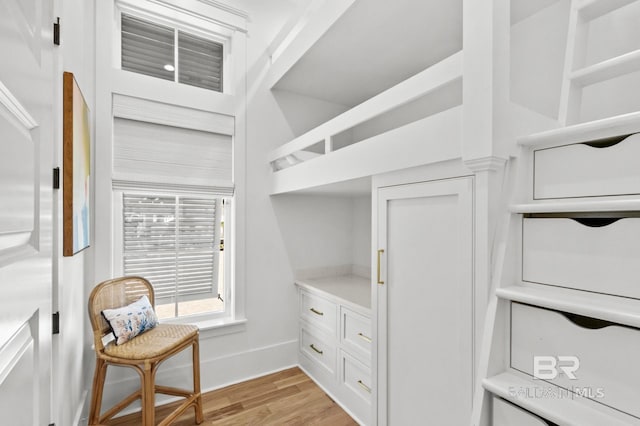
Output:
(102, 295), (158, 345)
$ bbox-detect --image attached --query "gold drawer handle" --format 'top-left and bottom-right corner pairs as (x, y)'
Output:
(357, 332), (372, 343)
(377, 249), (384, 285)
(357, 380), (371, 393)
(310, 307), (324, 316)
(309, 344), (323, 355)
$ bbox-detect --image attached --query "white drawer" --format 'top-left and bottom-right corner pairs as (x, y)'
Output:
(493, 398), (549, 426)
(300, 326), (336, 375)
(533, 133), (640, 199)
(341, 307), (372, 359)
(341, 352), (372, 404)
(522, 217), (640, 299)
(300, 291), (337, 336)
(511, 302), (640, 418)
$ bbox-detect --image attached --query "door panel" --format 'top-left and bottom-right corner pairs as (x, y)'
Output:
(376, 177), (473, 426)
(0, 0), (53, 424)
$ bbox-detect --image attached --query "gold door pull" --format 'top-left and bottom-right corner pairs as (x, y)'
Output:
(377, 249), (384, 285)
(310, 344), (323, 355)
(357, 332), (372, 343)
(357, 380), (371, 393)
(310, 308), (324, 316)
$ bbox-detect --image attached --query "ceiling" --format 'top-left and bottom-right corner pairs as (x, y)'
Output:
(273, 0), (463, 107)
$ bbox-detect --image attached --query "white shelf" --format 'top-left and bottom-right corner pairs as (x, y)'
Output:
(510, 199), (640, 213)
(571, 49), (640, 87)
(484, 371), (640, 426)
(517, 111), (640, 149)
(295, 274), (371, 312)
(497, 283), (640, 329)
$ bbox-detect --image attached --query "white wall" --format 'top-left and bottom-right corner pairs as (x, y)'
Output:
(52, 0), (96, 425)
(510, 0), (569, 119)
(351, 196), (372, 271)
(271, 194), (371, 274)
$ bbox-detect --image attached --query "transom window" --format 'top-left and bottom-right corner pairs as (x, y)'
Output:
(121, 14), (224, 92)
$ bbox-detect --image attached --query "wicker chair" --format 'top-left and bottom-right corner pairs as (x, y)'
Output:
(88, 276), (204, 426)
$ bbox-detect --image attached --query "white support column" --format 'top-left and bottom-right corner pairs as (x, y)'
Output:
(463, 1), (511, 424)
(465, 157), (508, 426)
(462, 0), (511, 160)
(324, 135), (333, 154)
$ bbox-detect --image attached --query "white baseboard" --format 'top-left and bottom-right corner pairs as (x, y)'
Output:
(73, 390), (88, 426)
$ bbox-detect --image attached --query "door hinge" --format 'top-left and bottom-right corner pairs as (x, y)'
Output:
(53, 17), (60, 45)
(53, 167), (60, 189)
(52, 312), (60, 335)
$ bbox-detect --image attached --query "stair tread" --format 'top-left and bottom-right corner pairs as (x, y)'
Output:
(518, 111), (640, 148)
(497, 283), (640, 328)
(484, 371), (640, 426)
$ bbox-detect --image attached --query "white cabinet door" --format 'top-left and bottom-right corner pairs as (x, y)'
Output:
(376, 177), (473, 426)
(0, 0), (54, 425)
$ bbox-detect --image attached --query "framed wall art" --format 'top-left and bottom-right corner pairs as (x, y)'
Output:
(63, 71), (91, 256)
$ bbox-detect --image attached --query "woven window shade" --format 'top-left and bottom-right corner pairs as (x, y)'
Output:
(113, 118), (233, 193)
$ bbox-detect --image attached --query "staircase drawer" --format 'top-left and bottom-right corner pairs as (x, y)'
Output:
(300, 326), (336, 375)
(493, 398), (549, 426)
(341, 307), (372, 359)
(533, 133), (640, 199)
(522, 217), (640, 299)
(511, 302), (640, 419)
(300, 290), (337, 336)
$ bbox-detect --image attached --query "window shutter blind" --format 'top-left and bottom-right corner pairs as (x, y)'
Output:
(121, 14), (224, 92)
(113, 118), (233, 193)
(178, 31), (224, 92)
(121, 14), (175, 81)
(123, 194), (220, 300)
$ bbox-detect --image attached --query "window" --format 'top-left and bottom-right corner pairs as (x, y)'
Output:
(122, 194), (228, 319)
(112, 99), (235, 321)
(121, 14), (224, 92)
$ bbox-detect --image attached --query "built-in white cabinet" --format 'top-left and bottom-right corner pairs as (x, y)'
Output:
(374, 176), (474, 426)
(296, 274), (372, 425)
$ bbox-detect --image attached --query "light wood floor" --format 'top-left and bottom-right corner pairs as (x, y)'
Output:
(108, 367), (357, 425)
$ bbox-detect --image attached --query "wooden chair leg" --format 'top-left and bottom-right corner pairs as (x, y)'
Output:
(193, 338), (203, 424)
(141, 361), (155, 426)
(88, 357), (108, 425)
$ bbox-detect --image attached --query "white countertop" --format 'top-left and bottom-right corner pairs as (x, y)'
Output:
(295, 274), (371, 311)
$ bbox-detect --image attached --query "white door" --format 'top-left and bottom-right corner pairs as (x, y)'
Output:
(0, 0), (54, 425)
(376, 177), (473, 426)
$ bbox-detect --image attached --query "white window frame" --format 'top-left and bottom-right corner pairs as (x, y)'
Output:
(114, 1), (232, 94)
(113, 188), (234, 323)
